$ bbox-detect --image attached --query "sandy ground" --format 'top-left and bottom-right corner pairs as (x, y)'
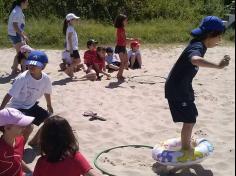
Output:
(0, 44), (235, 176)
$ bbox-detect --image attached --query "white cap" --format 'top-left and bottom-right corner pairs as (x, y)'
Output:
(66, 13), (80, 21)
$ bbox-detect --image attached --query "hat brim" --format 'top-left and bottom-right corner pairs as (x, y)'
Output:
(191, 28), (204, 36)
(17, 114), (35, 127)
(25, 60), (44, 68)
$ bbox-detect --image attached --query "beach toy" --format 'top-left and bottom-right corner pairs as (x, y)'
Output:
(152, 138), (214, 167)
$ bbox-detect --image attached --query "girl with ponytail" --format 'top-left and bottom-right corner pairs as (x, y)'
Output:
(8, 0), (29, 75)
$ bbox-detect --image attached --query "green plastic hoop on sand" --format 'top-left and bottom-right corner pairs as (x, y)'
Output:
(94, 145), (153, 176)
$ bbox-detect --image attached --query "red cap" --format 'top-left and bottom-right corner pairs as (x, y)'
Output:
(131, 41), (140, 48)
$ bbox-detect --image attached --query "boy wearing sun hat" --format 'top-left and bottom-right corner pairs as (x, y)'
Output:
(0, 51), (53, 147)
(165, 16), (231, 159)
(0, 108), (35, 176)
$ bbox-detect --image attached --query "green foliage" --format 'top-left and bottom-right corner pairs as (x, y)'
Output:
(0, 0), (226, 23)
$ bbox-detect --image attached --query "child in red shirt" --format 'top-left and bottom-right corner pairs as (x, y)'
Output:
(33, 116), (100, 176)
(84, 39), (98, 68)
(92, 47), (111, 80)
(114, 14), (136, 80)
(0, 108), (35, 176)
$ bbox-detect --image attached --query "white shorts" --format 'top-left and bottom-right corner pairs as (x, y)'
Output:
(62, 51), (72, 64)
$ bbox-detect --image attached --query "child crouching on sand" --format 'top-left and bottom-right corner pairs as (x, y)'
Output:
(0, 51), (53, 147)
(128, 41), (142, 69)
(33, 116), (101, 176)
(165, 16), (230, 159)
(106, 47), (121, 72)
(0, 108), (35, 176)
(18, 44), (34, 72)
(93, 47), (111, 80)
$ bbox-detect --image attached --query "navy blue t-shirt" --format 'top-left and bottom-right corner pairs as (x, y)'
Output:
(165, 40), (207, 101)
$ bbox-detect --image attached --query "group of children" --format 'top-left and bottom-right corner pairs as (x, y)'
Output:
(1, 0), (231, 175)
(59, 13), (142, 81)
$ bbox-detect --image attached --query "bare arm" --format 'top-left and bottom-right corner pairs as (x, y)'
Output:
(44, 94), (53, 114)
(85, 169), (101, 176)
(13, 22), (28, 41)
(22, 161), (33, 174)
(0, 94), (12, 110)
(191, 55), (230, 69)
(68, 32), (73, 53)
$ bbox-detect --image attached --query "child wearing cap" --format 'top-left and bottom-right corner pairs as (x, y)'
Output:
(165, 16), (231, 158)
(128, 41), (142, 69)
(0, 51), (53, 147)
(63, 13), (83, 78)
(105, 47), (121, 72)
(33, 115), (101, 176)
(0, 108), (35, 176)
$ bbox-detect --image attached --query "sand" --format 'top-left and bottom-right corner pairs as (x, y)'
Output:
(0, 44), (235, 176)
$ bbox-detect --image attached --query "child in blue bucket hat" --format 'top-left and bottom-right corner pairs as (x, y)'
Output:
(165, 16), (231, 158)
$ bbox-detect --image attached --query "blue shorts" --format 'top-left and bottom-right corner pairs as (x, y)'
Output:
(9, 33), (23, 44)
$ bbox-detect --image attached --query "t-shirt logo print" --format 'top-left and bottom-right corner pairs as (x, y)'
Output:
(0, 152), (21, 176)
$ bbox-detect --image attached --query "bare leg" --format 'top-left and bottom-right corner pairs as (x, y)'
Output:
(117, 53), (128, 79)
(12, 42), (24, 75)
(130, 56), (136, 69)
(28, 127), (42, 147)
(80, 70), (97, 81)
(181, 123), (195, 155)
(22, 124), (34, 143)
(136, 54), (142, 68)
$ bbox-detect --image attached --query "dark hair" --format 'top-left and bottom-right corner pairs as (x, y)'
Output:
(40, 116), (79, 163)
(63, 19), (69, 36)
(191, 30), (225, 41)
(10, 0), (27, 12)
(0, 126), (4, 133)
(96, 47), (106, 59)
(114, 14), (128, 28)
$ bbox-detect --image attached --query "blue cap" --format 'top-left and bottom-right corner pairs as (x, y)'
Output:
(106, 47), (114, 53)
(191, 16), (225, 36)
(26, 51), (48, 68)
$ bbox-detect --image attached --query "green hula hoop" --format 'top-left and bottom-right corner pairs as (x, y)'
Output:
(94, 145), (153, 176)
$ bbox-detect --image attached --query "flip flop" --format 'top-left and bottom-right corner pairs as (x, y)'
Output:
(89, 115), (107, 121)
(83, 111), (97, 117)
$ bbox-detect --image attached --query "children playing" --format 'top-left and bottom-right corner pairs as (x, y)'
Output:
(0, 51), (53, 147)
(165, 16), (230, 158)
(33, 115), (101, 176)
(114, 14), (136, 80)
(128, 41), (142, 69)
(106, 47), (121, 72)
(63, 13), (83, 78)
(0, 108), (35, 176)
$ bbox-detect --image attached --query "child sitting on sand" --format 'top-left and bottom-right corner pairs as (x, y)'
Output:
(33, 115), (101, 176)
(128, 41), (142, 69)
(106, 47), (121, 72)
(165, 16), (230, 159)
(0, 108), (35, 176)
(84, 39), (98, 69)
(0, 51), (53, 147)
(92, 47), (111, 80)
(59, 50), (72, 72)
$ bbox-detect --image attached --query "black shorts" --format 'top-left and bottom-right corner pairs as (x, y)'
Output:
(115, 46), (127, 54)
(19, 103), (50, 126)
(70, 50), (80, 59)
(168, 100), (198, 123)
